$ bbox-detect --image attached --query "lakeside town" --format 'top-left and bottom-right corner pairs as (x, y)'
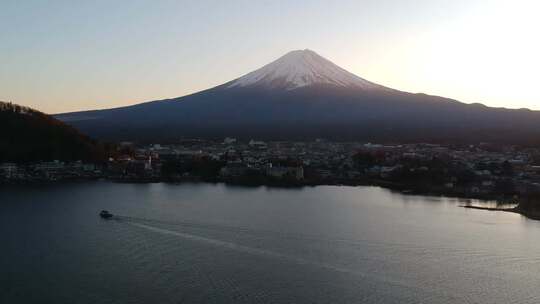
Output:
(3, 138), (540, 203)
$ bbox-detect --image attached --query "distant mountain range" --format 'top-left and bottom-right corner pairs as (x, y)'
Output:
(1, 102), (107, 163)
(56, 49), (540, 144)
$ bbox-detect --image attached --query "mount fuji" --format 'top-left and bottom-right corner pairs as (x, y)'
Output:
(56, 49), (540, 143)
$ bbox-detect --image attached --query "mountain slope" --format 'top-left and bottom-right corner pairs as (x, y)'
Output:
(0, 102), (108, 162)
(56, 50), (540, 144)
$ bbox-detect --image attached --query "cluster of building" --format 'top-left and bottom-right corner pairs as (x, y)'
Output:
(350, 143), (540, 197)
(0, 161), (102, 182)
(3, 139), (540, 199)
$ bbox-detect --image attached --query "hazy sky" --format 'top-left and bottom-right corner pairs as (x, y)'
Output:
(1, 0), (539, 114)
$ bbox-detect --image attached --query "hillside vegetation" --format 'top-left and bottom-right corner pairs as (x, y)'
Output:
(0, 102), (109, 163)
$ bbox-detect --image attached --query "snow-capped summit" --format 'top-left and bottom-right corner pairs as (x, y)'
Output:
(228, 49), (386, 90)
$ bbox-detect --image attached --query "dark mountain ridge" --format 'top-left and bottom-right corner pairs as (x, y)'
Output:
(1, 101), (108, 163)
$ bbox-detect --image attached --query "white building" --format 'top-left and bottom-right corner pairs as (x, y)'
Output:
(224, 137), (237, 144)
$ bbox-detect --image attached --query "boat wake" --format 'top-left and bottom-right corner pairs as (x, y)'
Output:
(127, 221), (355, 275)
(112, 215), (472, 302)
(113, 215), (406, 249)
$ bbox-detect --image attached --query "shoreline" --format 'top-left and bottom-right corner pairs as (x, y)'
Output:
(461, 205), (540, 221)
(3, 177), (539, 221)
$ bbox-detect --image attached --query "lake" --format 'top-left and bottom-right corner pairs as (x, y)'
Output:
(2, 181), (540, 303)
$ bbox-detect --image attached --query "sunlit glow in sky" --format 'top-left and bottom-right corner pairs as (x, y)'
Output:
(1, 0), (538, 113)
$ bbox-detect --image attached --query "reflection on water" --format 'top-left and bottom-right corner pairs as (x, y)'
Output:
(1, 182), (539, 304)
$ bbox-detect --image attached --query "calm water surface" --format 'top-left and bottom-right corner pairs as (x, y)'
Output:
(1, 182), (540, 303)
